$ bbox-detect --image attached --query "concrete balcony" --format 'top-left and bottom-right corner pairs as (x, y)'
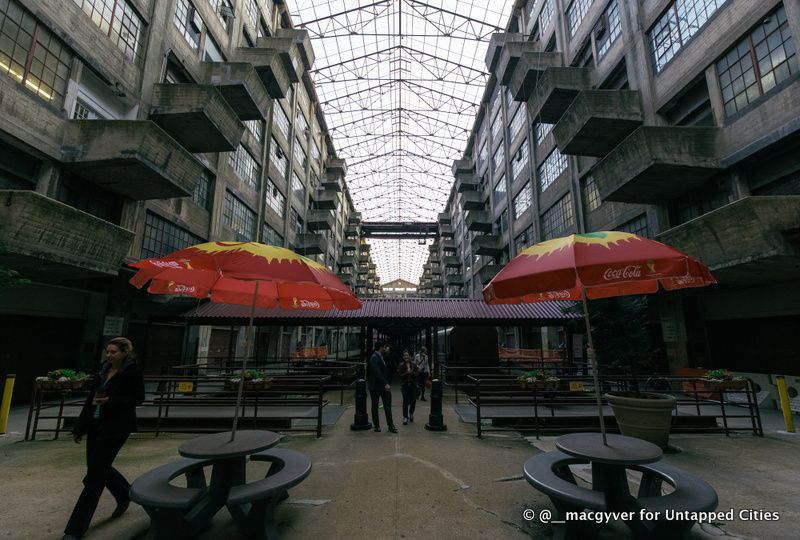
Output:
(441, 239), (456, 253)
(553, 90), (643, 157)
(460, 190), (485, 211)
(0, 190), (133, 280)
(443, 256), (461, 268)
(235, 46), (291, 99)
(338, 254), (355, 267)
(446, 274), (465, 285)
(656, 196), (800, 284)
(528, 67), (592, 123)
(466, 210), (493, 233)
(321, 174), (342, 192)
(455, 174), (479, 192)
(149, 84), (244, 153)
(313, 190), (339, 210)
(325, 158), (348, 177)
(593, 126), (723, 204)
(274, 29), (315, 79)
(484, 32), (525, 72)
(439, 224), (454, 238)
(348, 212), (362, 224)
(61, 120), (203, 200)
(430, 277), (444, 288)
(472, 234), (503, 256)
(359, 243), (371, 253)
(306, 209), (334, 231)
(438, 212), (451, 224)
(345, 226), (359, 238)
(477, 264), (503, 284)
(452, 159), (475, 176)
(342, 238), (358, 252)
(337, 272), (355, 286)
(294, 233), (326, 256)
(508, 51), (562, 102)
(430, 265), (442, 275)
(357, 266), (368, 276)
(203, 62), (271, 120)
(496, 39), (542, 85)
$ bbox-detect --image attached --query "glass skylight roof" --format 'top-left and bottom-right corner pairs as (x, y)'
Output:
(292, 0), (510, 284)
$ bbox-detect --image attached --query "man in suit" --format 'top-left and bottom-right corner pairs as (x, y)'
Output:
(367, 340), (397, 433)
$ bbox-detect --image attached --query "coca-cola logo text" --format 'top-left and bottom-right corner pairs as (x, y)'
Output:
(603, 265), (642, 281)
(173, 284), (196, 293)
(299, 299), (320, 308)
(151, 260), (181, 268)
(545, 290), (572, 299)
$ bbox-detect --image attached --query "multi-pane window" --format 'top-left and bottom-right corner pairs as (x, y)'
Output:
(293, 137), (307, 169)
(206, 0), (233, 29)
(72, 0), (144, 62)
(191, 172), (212, 210)
(509, 107), (526, 140)
(493, 174), (506, 206)
(514, 225), (533, 253)
(265, 179), (285, 218)
(491, 89), (502, 117)
(262, 222), (283, 246)
(141, 211), (204, 259)
(650, 0), (729, 73)
(617, 214), (649, 237)
(73, 100), (103, 119)
(290, 208), (303, 235)
(537, 148), (568, 192)
(505, 88), (514, 108)
(223, 191), (256, 240)
(291, 171), (304, 201)
(269, 137), (288, 178)
(0, 2), (73, 106)
(245, 119), (264, 142)
(228, 145), (259, 188)
(513, 182), (533, 220)
(539, 0), (554, 32)
(490, 113), (502, 139)
(478, 141), (488, 166)
(174, 0), (201, 49)
(717, 6), (796, 117)
(511, 140), (529, 181)
(295, 108), (308, 133)
(243, 0), (259, 29)
(492, 143), (505, 171)
(541, 193), (575, 240)
(596, 0), (621, 59)
(494, 208), (509, 235)
(567, 0), (593, 37)
(582, 175), (601, 212)
(272, 104), (290, 139)
(535, 122), (553, 145)
(311, 141), (320, 164)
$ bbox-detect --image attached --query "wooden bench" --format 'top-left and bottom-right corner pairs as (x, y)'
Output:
(227, 448), (312, 540)
(130, 458), (214, 540)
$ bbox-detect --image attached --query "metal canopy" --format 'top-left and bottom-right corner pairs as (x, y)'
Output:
(293, 1), (509, 282)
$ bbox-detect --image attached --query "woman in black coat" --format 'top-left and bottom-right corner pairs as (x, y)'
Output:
(62, 337), (145, 540)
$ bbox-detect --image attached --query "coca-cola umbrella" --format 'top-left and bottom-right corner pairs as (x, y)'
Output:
(129, 241), (362, 439)
(483, 231), (716, 444)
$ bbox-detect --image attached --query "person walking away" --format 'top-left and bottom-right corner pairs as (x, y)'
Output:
(398, 350), (419, 425)
(414, 347), (430, 400)
(62, 337), (145, 540)
(366, 341), (397, 433)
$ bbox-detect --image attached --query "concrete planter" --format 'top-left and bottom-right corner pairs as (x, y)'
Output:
(605, 391), (677, 448)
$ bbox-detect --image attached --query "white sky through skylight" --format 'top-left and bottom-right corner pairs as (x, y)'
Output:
(291, 0), (511, 285)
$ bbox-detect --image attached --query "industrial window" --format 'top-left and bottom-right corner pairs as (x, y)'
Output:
(265, 179), (285, 217)
(582, 175), (601, 212)
(72, 0), (144, 62)
(0, 1), (73, 106)
(269, 136), (288, 178)
(716, 6), (797, 117)
(567, 0), (593, 37)
(206, 0), (233, 29)
(491, 88), (502, 118)
(290, 208), (303, 235)
(494, 208), (509, 235)
(293, 137), (307, 169)
(493, 173), (506, 206)
(492, 142), (505, 172)
(511, 139), (529, 181)
(537, 148), (568, 192)
(243, 0), (259, 30)
(513, 182), (533, 220)
(490, 112), (502, 140)
(534, 122), (553, 145)
(508, 107), (526, 140)
(244, 119), (264, 143)
(295, 108), (308, 133)
(650, 0), (729, 73)
(202, 33), (224, 61)
(141, 211), (204, 259)
(311, 141), (320, 163)
(617, 213), (649, 237)
(228, 144), (259, 189)
(272, 104), (290, 139)
(223, 191), (256, 240)
(262, 222), (283, 246)
(191, 172), (212, 210)
(539, 0), (554, 32)
(514, 225), (533, 253)
(174, 0), (202, 49)
(291, 171), (305, 201)
(596, 0), (621, 59)
(73, 99), (104, 119)
(541, 193), (575, 240)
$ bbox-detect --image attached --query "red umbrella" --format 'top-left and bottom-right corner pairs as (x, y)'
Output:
(130, 241), (362, 438)
(483, 231), (716, 443)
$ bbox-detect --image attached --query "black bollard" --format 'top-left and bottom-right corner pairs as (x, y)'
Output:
(350, 379), (373, 431)
(425, 379), (447, 431)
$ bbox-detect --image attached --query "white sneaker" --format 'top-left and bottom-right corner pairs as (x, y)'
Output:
(402, 417), (408, 425)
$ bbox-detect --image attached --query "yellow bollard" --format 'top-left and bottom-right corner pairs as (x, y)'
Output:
(776, 376), (796, 433)
(0, 374), (15, 434)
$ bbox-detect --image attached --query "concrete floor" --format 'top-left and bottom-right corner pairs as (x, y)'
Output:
(1, 388), (798, 540)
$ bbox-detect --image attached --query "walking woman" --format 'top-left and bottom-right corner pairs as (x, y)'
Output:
(62, 337), (145, 540)
(414, 347), (430, 401)
(397, 349), (419, 425)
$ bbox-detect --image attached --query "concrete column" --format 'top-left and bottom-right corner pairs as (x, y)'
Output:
(196, 325), (212, 368)
(658, 294), (690, 373)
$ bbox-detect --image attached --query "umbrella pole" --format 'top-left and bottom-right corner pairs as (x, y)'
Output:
(582, 288), (608, 445)
(231, 280), (261, 441)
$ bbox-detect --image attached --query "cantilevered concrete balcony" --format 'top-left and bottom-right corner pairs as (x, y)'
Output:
(496, 39), (542, 85)
(477, 264), (503, 284)
(306, 209), (334, 231)
(656, 196), (800, 284)
(0, 190), (133, 280)
(430, 265), (442, 275)
(452, 158), (475, 176)
(274, 29), (315, 80)
(466, 210), (493, 233)
(454, 174), (479, 192)
(338, 254), (355, 267)
(325, 158), (348, 177)
(359, 242), (371, 253)
(294, 233), (326, 256)
(322, 174), (342, 192)
(508, 51), (562, 102)
(446, 274), (465, 286)
(443, 255), (460, 268)
(202, 62), (271, 120)
(61, 120), (203, 200)
(528, 67), (592, 122)
(438, 212), (451, 224)
(348, 212), (362, 224)
(149, 84), (244, 153)
(592, 126), (723, 204)
(235, 45), (291, 98)
(441, 239), (456, 253)
(484, 33), (525, 72)
(439, 224), (454, 238)
(472, 234), (503, 256)
(313, 190), (340, 210)
(357, 266), (368, 276)
(430, 277), (444, 288)
(337, 272), (355, 286)
(460, 190), (485, 211)
(342, 238), (358, 252)
(553, 90), (643, 157)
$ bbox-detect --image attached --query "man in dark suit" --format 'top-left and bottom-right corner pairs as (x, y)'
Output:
(367, 340), (397, 433)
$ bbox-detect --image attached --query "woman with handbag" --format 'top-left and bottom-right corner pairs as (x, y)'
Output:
(62, 337), (145, 540)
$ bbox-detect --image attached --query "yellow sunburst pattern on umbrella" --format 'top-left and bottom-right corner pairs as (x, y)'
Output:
(520, 232), (643, 260)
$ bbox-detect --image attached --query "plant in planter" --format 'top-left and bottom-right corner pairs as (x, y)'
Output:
(705, 369), (746, 391)
(226, 369), (273, 390)
(36, 369), (89, 390)
(517, 370), (560, 390)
